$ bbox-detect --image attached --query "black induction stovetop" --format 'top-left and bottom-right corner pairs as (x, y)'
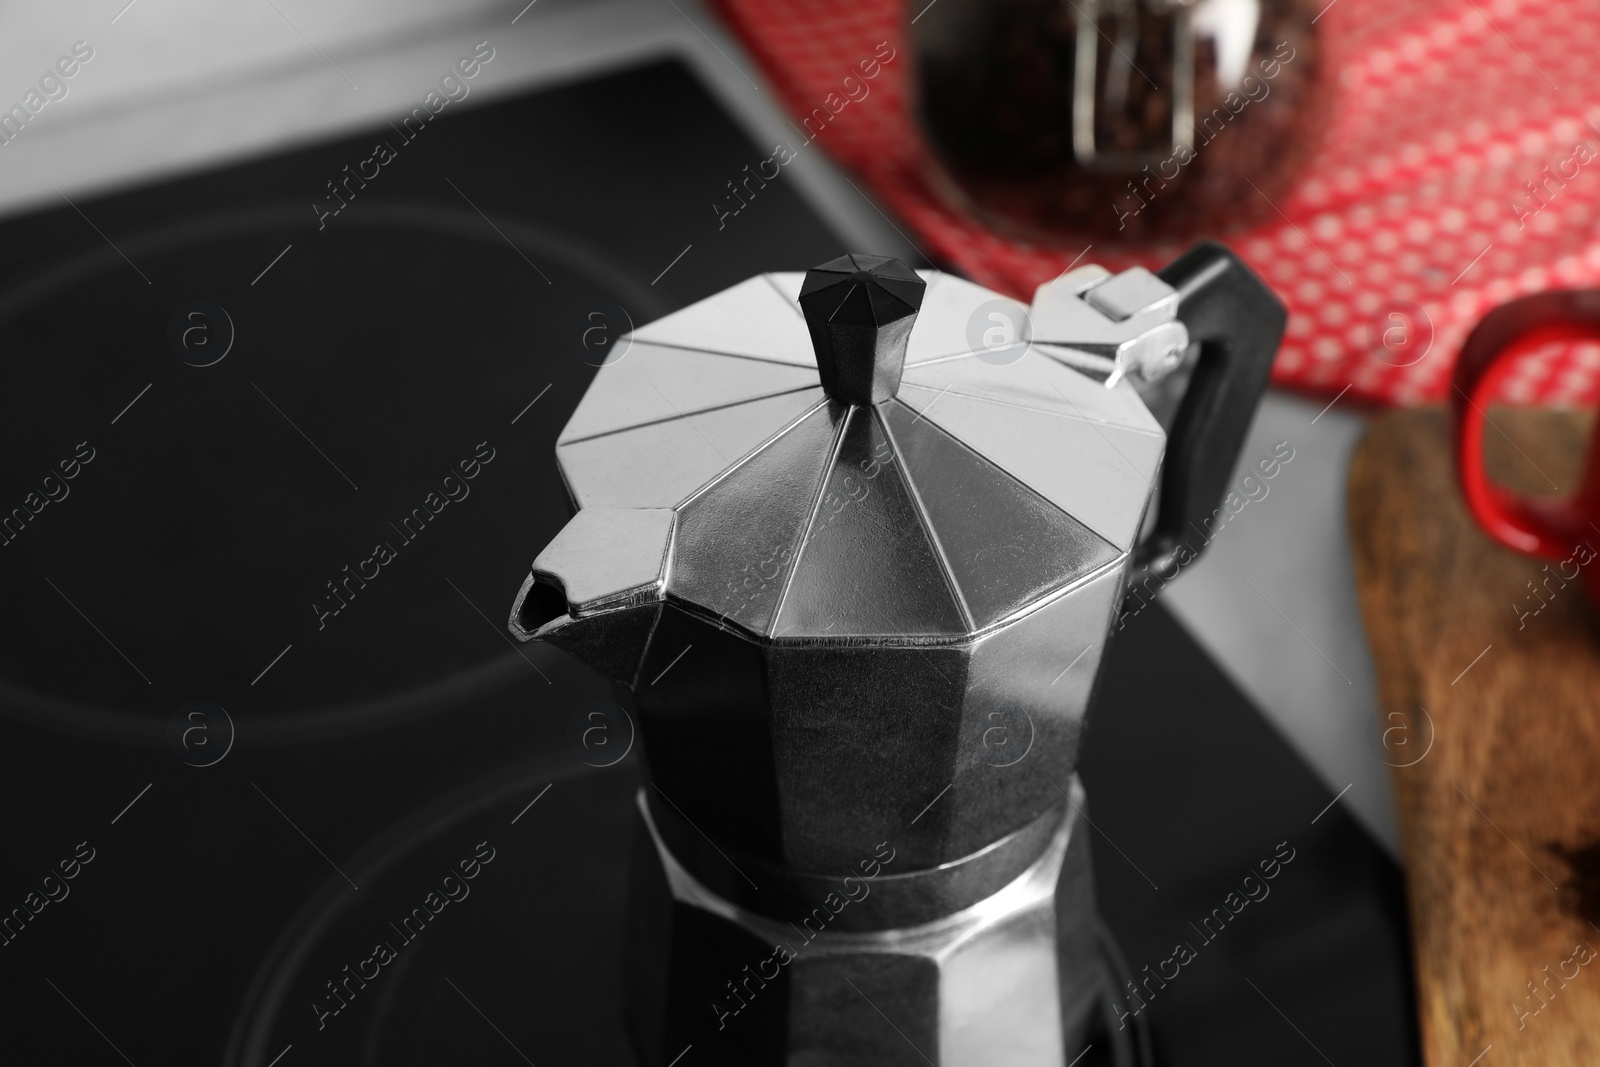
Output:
(0, 58), (1418, 1067)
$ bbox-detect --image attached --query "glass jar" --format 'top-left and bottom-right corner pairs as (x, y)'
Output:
(911, 0), (1326, 244)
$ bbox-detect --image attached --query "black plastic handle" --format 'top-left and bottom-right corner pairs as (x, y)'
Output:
(1124, 242), (1285, 603)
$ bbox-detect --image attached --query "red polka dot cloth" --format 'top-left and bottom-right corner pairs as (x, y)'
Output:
(709, 0), (1600, 405)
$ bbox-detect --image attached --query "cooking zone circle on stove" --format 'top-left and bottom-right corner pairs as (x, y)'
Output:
(0, 204), (666, 746)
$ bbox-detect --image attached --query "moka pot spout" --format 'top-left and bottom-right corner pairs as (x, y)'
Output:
(507, 507), (672, 687)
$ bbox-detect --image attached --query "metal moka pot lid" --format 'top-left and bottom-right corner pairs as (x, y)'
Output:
(542, 254), (1177, 642)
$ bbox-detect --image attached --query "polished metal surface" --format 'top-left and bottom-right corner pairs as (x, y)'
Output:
(898, 385), (1162, 552)
(671, 398), (843, 633)
(557, 386), (827, 510)
(527, 507), (674, 615)
(644, 790), (1069, 931)
(512, 256), (1179, 869)
(772, 403), (969, 637)
(558, 340), (819, 443)
(1030, 264), (1191, 388)
(626, 273), (815, 365)
(627, 778), (1102, 1067)
(1084, 266), (1179, 322)
(878, 398), (1120, 628)
(509, 254), (1200, 1065)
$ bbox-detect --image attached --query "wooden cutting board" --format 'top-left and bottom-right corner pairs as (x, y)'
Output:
(1349, 406), (1600, 1066)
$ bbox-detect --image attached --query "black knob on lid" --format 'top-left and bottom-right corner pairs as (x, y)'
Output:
(798, 254), (926, 405)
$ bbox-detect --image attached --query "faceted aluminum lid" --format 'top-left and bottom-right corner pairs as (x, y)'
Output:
(553, 259), (1166, 641)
